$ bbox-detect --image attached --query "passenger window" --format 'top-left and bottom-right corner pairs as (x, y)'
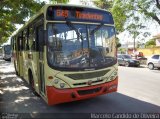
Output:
(28, 25), (36, 51)
(23, 28), (29, 50)
(37, 25), (44, 52)
(18, 33), (23, 51)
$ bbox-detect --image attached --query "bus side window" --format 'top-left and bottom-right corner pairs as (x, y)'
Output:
(19, 38), (23, 51)
(18, 32), (23, 51)
(23, 28), (28, 51)
(11, 38), (13, 51)
(14, 38), (16, 51)
(32, 28), (36, 51)
(28, 25), (36, 51)
(20, 32), (24, 51)
(15, 36), (17, 51)
(36, 25), (44, 52)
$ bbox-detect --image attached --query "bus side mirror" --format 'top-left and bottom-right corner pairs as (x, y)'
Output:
(106, 48), (109, 53)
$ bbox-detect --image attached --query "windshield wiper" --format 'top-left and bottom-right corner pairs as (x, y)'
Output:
(90, 23), (104, 35)
(66, 21), (85, 50)
(66, 21), (84, 41)
(66, 21), (78, 34)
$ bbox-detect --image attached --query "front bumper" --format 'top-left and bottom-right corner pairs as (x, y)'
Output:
(46, 77), (118, 105)
(129, 62), (140, 66)
(3, 55), (11, 61)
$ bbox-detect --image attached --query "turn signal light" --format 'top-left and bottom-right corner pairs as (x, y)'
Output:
(48, 76), (53, 80)
(108, 85), (117, 90)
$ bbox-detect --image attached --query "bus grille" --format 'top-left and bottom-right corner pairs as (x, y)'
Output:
(65, 69), (110, 80)
(73, 79), (103, 86)
(77, 87), (102, 95)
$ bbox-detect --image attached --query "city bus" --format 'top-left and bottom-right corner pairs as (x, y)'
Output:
(11, 4), (118, 105)
(2, 45), (12, 61)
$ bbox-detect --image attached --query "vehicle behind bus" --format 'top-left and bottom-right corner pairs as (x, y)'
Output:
(2, 45), (11, 61)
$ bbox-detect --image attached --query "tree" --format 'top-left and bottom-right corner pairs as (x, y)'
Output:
(116, 0), (160, 32)
(93, 0), (113, 10)
(118, 48), (127, 54)
(111, 0), (127, 33)
(145, 39), (156, 47)
(94, 0), (160, 45)
(0, 0), (45, 45)
(116, 37), (121, 48)
(93, 0), (127, 33)
(119, 0), (160, 48)
(49, 0), (69, 4)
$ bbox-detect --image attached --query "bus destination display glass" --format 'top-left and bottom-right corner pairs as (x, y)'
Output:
(47, 6), (114, 24)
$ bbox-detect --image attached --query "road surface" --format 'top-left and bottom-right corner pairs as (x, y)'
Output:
(0, 57), (160, 118)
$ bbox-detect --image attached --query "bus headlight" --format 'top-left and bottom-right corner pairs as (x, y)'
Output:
(107, 71), (117, 82)
(60, 83), (65, 88)
(52, 78), (70, 89)
(54, 79), (59, 84)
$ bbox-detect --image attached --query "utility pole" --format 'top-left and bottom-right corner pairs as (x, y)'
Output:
(133, 31), (136, 53)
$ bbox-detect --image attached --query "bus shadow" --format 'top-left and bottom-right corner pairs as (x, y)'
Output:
(52, 92), (160, 113)
(24, 92), (160, 118)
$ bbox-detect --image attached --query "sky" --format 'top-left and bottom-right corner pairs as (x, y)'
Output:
(4, 0), (160, 45)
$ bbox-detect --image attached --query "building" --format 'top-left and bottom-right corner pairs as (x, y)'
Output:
(153, 33), (160, 46)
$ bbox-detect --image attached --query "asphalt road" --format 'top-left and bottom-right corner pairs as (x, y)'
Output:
(0, 57), (160, 118)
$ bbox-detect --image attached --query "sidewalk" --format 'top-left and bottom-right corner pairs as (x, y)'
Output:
(140, 64), (147, 68)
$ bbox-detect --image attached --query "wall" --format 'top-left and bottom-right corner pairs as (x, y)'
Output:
(137, 47), (160, 57)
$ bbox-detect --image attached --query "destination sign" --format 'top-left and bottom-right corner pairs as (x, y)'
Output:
(47, 6), (114, 24)
(56, 9), (103, 21)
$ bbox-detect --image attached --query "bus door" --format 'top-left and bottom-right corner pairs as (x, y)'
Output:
(17, 36), (24, 77)
(36, 25), (45, 95)
(14, 38), (19, 74)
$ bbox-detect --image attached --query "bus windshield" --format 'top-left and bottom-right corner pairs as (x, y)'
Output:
(4, 45), (11, 54)
(47, 23), (116, 70)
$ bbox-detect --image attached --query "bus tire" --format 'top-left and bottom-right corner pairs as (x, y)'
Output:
(28, 70), (39, 96)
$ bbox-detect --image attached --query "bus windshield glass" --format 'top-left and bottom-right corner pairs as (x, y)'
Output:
(4, 45), (11, 54)
(47, 23), (116, 71)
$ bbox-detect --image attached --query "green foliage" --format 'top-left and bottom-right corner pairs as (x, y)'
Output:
(111, 0), (127, 33)
(145, 39), (156, 47)
(116, 37), (121, 48)
(49, 0), (69, 4)
(93, 0), (127, 33)
(0, 0), (70, 45)
(118, 48), (126, 54)
(93, 0), (113, 10)
(136, 41), (145, 48)
(0, 0), (45, 45)
(94, 0), (160, 43)
(118, 0), (160, 28)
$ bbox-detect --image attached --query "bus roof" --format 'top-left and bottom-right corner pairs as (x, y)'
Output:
(45, 4), (110, 12)
(12, 4), (112, 37)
